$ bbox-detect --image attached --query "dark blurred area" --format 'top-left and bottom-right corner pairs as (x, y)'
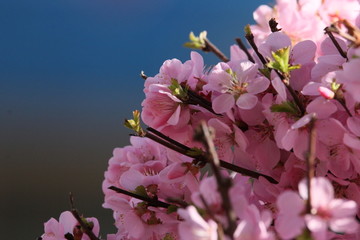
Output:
(0, 0), (269, 238)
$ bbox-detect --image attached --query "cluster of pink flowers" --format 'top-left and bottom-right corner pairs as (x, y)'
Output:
(40, 0), (360, 239)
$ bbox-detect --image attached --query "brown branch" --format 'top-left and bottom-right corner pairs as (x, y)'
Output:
(140, 128), (278, 184)
(108, 186), (171, 208)
(324, 27), (348, 59)
(140, 71), (148, 80)
(245, 31), (267, 66)
(194, 122), (237, 239)
(269, 18), (282, 32)
(69, 193), (101, 240)
(203, 38), (229, 62)
(305, 117), (317, 214)
(235, 38), (255, 63)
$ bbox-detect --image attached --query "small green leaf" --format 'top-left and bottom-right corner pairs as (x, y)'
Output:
(166, 205), (179, 214)
(270, 101), (300, 116)
(259, 68), (271, 79)
(186, 147), (203, 157)
(331, 81), (341, 91)
(162, 233), (175, 240)
(244, 24), (252, 35)
(168, 78), (188, 100)
(295, 229), (312, 240)
(266, 47), (301, 74)
(183, 31), (207, 50)
(124, 110), (144, 136)
(134, 185), (149, 198)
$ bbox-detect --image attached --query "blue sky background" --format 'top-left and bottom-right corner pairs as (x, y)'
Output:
(0, 0), (270, 238)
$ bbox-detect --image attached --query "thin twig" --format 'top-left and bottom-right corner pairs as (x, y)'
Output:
(204, 38), (229, 62)
(195, 122), (237, 238)
(245, 32), (267, 66)
(269, 18), (282, 32)
(141, 128), (278, 184)
(140, 71), (148, 80)
(324, 27), (348, 59)
(186, 88), (221, 115)
(305, 117), (317, 214)
(234, 38), (255, 63)
(69, 193), (101, 240)
(108, 186), (171, 208)
(147, 127), (191, 150)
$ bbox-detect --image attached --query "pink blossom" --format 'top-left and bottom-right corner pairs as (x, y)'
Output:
(233, 205), (274, 240)
(300, 178), (359, 238)
(41, 211), (100, 240)
(204, 61), (269, 114)
(178, 206), (218, 240)
(142, 84), (190, 130)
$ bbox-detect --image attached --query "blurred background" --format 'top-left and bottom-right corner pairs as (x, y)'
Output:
(0, 0), (270, 238)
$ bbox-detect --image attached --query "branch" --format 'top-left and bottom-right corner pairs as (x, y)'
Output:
(305, 117), (317, 214)
(203, 38), (229, 62)
(145, 127), (278, 183)
(69, 193), (101, 240)
(140, 71), (148, 80)
(194, 122), (237, 239)
(244, 26), (267, 66)
(324, 27), (348, 59)
(108, 186), (171, 208)
(234, 38), (255, 63)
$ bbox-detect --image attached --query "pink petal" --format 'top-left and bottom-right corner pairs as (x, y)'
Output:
(246, 77), (270, 94)
(167, 105), (181, 125)
(120, 169), (144, 191)
(230, 45), (247, 61)
(291, 113), (315, 130)
(59, 211), (77, 235)
(306, 97), (337, 119)
(347, 117), (360, 137)
(302, 82), (322, 96)
(212, 94), (235, 113)
(317, 118), (346, 146)
(281, 129), (298, 151)
(344, 133), (360, 150)
(329, 218), (359, 234)
(311, 177), (334, 209)
(329, 199), (357, 218)
(236, 93), (258, 110)
(305, 215), (327, 235)
(277, 191), (305, 214)
(124, 212), (145, 239)
(292, 40), (316, 64)
(272, 77), (287, 101)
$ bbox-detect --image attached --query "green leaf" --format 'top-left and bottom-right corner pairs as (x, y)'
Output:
(134, 185), (149, 198)
(162, 233), (175, 240)
(168, 78), (188, 100)
(244, 24), (252, 35)
(186, 147), (203, 157)
(166, 205), (178, 214)
(259, 68), (271, 79)
(270, 101), (300, 116)
(183, 31), (207, 50)
(124, 110), (144, 136)
(266, 47), (301, 74)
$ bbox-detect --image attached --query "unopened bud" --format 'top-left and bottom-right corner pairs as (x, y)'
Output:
(318, 86), (335, 100)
